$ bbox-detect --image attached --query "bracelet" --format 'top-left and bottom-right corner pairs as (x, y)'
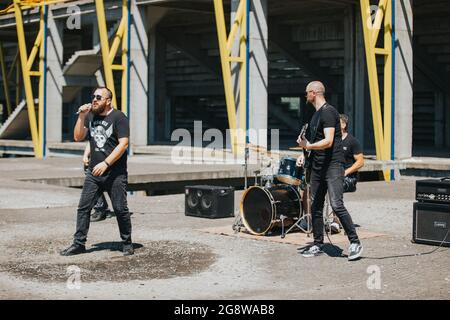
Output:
(104, 160), (110, 167)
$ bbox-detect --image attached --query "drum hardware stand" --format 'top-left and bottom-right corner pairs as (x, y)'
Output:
(254, 170), (261, 186)
(280, 208), (312, 239)
(232, 212), (244, 233)
(324, 192), (342, 234)
(233, 145), (250, 233)
(280, 184), (312, 239)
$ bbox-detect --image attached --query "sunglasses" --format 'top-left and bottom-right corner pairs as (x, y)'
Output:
(305, 90), (323, 97)
(92, 94), (105, 101)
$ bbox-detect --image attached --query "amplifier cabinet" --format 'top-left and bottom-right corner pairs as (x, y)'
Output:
(413, 202), (450, 247)
(416, 179), (450, 203)
(185, 185), (235, 219)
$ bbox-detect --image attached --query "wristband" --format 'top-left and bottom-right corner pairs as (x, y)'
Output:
(104, 160), (110, 167)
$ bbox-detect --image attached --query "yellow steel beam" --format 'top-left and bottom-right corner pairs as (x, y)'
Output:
(374, 48), (389, 55)
(226, 0), (244, 54)
(360, 0), (392, 181)
(371, 0), (387, 46)
(108, 18), (125, 64)
(38, 5), (45, 158)
(214, 0), (248, 156)
(111, 64), (125, 70)
(227, 57), (245, 63)
(214, 0), (239, 154)
(27, 28), (43, 70)
(95, 0), (118, 108)
(17, 0), (68, 7)
(14, 0), (40, 157)
(1, 0), (68, 15)
(95, 0), (129, 113)
(0, 41), (12, 116)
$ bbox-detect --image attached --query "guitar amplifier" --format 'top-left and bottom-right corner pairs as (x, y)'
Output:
(185, 185), (235, 219)
(416, 178), (450, 203)
(412, 202), (450, 247)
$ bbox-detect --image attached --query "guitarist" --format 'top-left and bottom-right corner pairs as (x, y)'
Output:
(296, 81), (363, 261)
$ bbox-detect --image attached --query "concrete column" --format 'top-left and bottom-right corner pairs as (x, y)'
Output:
(232, 0), (268, 148)
(148, 7), (168, 144)
(92, 22), (99, 48)
(231, 0), (241, 131)
(249, 0), (268, 148)
(129, 3), (149, 146)
(46, 10), (65, 143)
(230, 0), (268, 149)
(394, 0), (413, 159)
(148, 29), (167, 144)
(354, 5), (366, 148)
(344, 4), (366, 148)
(344, 6), (355, 134)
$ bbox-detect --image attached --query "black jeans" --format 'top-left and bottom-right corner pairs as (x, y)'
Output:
(74, 170), (132, 246)
(84, 168), (109, 212)
(310, 164), (360, 246)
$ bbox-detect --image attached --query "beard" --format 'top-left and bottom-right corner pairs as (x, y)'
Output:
(91, 103), (106, 115)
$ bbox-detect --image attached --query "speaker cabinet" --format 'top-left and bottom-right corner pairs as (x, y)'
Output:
(413, 202), (450, 247)
(185, 185), (235, 218)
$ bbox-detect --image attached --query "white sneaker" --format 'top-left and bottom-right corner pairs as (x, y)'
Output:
(330, 222), (341, 234)
(301, 245), (323, 258)
(348, 242), (363, 261)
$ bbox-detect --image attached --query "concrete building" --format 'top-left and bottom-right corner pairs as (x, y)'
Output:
(0, 0), (448, 158)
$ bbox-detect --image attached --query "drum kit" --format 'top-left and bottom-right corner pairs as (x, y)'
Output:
(236, 155), (312, 238)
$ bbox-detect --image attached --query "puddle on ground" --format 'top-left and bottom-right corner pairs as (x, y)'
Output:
(0, 239), (216, 283)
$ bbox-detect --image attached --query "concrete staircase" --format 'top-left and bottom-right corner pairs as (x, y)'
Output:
(62, 20), (122, 76)
(61, 20), (122, 104)
(0, 99), (38, 140)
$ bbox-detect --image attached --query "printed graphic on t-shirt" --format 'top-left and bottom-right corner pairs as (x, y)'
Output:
(84, 109), (129, 173)
(89, 121), (113, 151)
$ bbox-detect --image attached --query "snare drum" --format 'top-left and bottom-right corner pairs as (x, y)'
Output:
(275, 157), (304, 186)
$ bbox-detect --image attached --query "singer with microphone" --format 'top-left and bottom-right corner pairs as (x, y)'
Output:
(60, 87), (134, 256)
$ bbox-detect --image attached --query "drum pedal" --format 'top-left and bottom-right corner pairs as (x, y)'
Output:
(232, 214), (244, 233)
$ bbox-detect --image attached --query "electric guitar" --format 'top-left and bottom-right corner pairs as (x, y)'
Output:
(298, 123), (313, 183)
(298, 124), (311, 168)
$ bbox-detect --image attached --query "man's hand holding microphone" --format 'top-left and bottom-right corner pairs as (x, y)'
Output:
(76, 103), (92, 115)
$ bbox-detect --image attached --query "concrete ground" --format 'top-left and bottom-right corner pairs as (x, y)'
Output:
(0, 156), (449, 300)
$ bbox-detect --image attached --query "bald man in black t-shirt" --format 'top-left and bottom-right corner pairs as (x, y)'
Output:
(296, 81), (363, 261)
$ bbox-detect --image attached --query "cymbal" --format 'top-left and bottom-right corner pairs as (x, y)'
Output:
(289, 146), (304, 151)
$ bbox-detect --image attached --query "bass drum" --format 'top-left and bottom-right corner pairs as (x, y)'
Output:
(240, 184), (301, 235)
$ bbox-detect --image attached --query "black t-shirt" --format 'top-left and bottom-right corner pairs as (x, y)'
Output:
(342, 133), (363, 177)
(308, 103), (344, 171)
(84, 109), (129, 173)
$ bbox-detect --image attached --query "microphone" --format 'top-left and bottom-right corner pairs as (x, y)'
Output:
(75, 104), (92, 115)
